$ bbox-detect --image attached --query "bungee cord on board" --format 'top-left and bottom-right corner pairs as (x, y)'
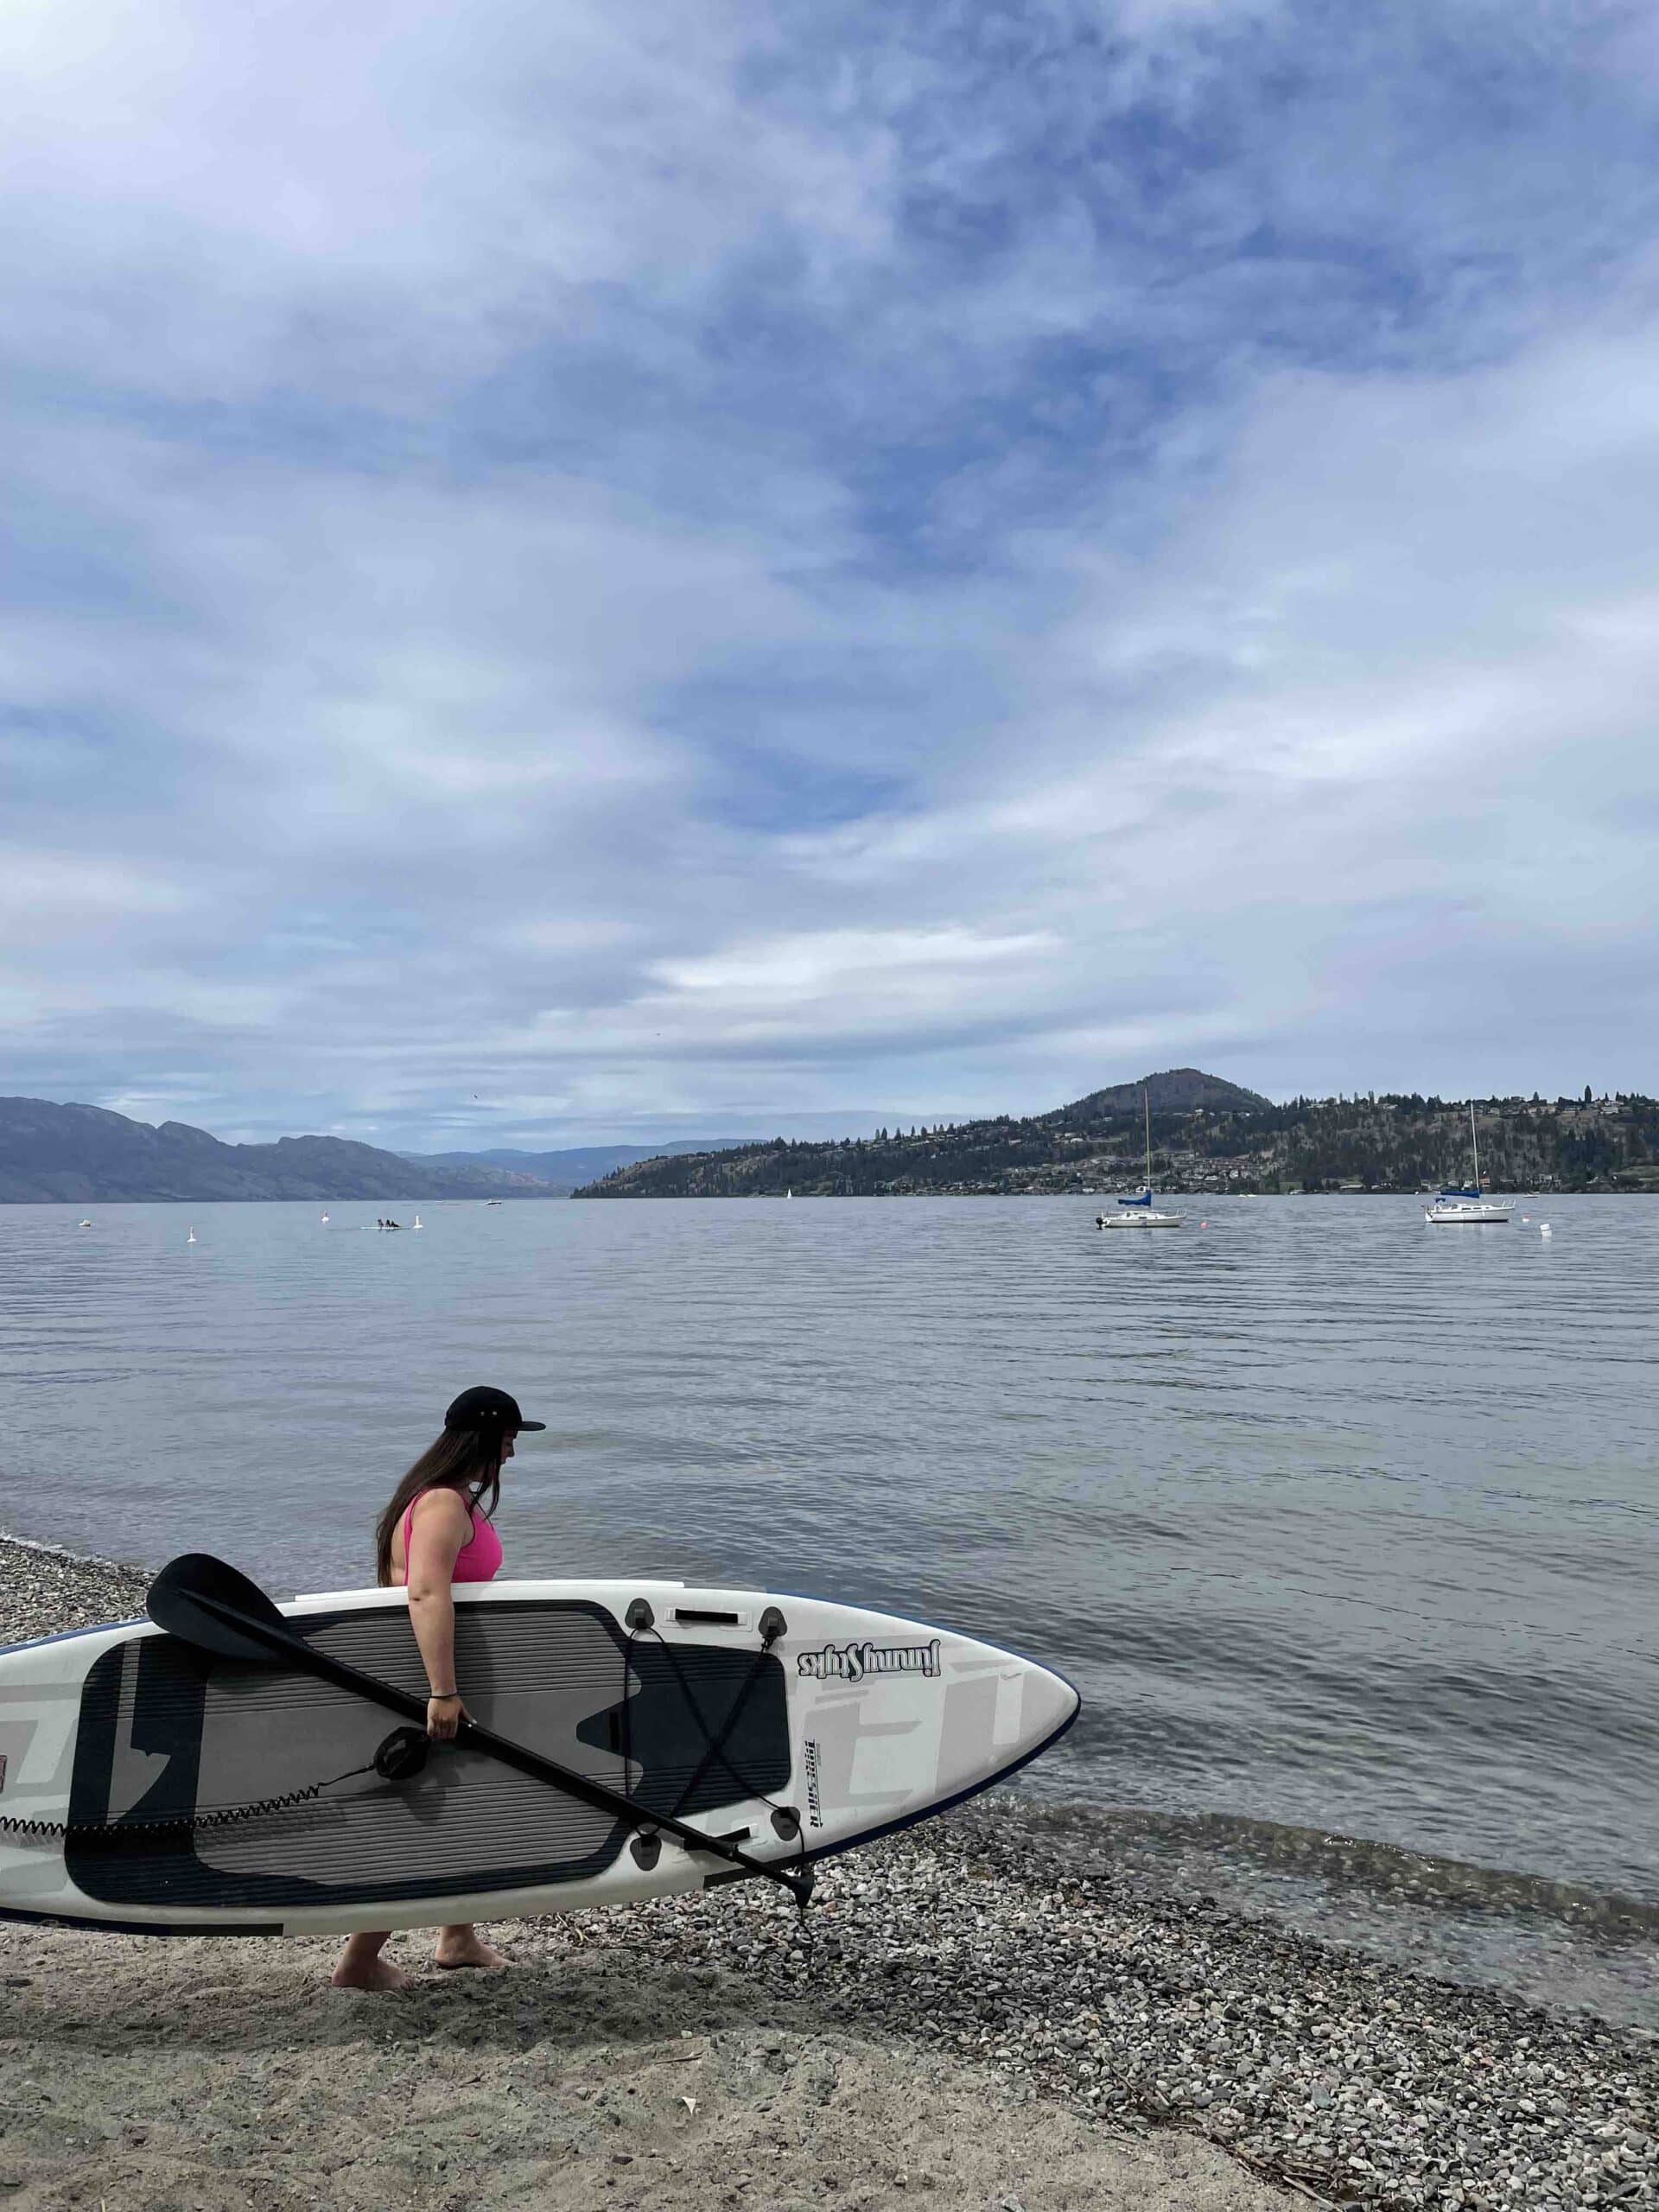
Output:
(0, 1726), (429, 1847)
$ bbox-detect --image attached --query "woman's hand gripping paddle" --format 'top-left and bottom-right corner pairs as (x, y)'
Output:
(145, 1553), (814, 1909)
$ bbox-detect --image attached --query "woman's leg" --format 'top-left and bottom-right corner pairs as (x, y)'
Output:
(434, 1923), (508, 1969)
(332, 1930), (410, 1990)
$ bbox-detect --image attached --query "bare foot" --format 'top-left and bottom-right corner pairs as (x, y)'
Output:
(330, 1954), (411, 1992)
(434, 1932), (509, 1970)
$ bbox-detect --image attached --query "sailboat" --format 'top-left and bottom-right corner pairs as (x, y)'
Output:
(1096, 1089), (1183, 1228)
(1425, 1103), (1513, 1223)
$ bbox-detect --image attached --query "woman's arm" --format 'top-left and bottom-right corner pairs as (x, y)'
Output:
(404, 1490), (472, 1739)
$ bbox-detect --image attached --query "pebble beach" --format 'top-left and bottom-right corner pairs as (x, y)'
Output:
(2, 1534), (1655, 2212)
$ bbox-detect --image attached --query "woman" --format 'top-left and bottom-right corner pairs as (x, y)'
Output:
(332, 1383), (546, 1992)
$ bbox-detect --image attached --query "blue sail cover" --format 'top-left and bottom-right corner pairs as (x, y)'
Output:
(1118, 1189), (1154, 1208)
(1438, 1185), (1482, 1199)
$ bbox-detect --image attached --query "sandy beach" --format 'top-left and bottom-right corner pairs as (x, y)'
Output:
(2, 1535), (1654, 2211)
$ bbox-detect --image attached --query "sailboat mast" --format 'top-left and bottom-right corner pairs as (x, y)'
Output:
(1144, 1087), (1153, 1188)
(1470, 1100), (1481, 1194)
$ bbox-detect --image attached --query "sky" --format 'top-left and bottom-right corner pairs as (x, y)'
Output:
(4, 0), (1658, 1147)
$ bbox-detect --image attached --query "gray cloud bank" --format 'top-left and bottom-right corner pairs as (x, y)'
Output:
(3, 0), (1656, 1146)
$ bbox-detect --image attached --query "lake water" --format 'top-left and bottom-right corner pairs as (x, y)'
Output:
(2, 1194), (1655, 2022)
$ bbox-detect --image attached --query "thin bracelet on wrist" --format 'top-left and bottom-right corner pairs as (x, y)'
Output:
(430, 1688), (460, 1700)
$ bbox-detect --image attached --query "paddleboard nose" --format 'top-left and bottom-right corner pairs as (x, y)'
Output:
(1001, 1654), (1081, 1774)
(1024, 1659), (1082, 1749)
(918, 1641), (1081, 1810)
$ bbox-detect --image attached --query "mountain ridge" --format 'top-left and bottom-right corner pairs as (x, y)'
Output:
(0, 1097), (554, 1204)
(399, 1141), (756, 1192)
(575, 1077), (1659, 1199)
(7, 1079), (1656, 1204)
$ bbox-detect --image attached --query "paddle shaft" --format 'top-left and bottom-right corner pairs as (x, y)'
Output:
(185, 1589), (810, 1904)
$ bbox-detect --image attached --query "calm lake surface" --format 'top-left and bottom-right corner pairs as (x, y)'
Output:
(2, 1194), (1655, 2020)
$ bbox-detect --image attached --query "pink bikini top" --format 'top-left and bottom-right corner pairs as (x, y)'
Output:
(400, 1489), (503, 1585)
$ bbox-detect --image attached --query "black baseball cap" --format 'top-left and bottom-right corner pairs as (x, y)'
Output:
(443, 1385), (546, 1433)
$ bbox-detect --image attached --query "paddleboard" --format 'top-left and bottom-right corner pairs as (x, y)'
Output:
(0, 1577), (1078, 1934)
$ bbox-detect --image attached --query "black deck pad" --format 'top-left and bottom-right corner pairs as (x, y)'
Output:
(67, 1603), (788, 1910)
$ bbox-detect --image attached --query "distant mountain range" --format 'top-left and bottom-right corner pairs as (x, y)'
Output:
(576, 1071), (1659, 1198)
(400, 1141), (753, 1194)
(0, 1101), (822, 1204)
(0, 1098), (550, 1205)
(8, 1074), (1655, 1205)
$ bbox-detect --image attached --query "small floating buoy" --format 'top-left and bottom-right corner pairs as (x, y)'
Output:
(321, 1211), (329, 1224)
(1199, 1220), (1209, 1229)
(187, 1226), (196, 1244)
(1540, 1224), (1552, 1237)
(412, 1215), (423, 1230)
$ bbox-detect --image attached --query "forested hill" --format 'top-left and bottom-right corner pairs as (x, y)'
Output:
(574, 1077), (1659, 1199)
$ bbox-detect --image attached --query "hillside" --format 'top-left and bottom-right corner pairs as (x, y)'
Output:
(575, 1079), (1659, 1199)
(1057, 1069), (1271, 1118)
(0, 1098), (556, 1204)
(402, 1140), (754, 1193)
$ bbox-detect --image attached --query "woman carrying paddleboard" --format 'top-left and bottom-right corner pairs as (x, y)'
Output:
(332, 1384), (545, 1992)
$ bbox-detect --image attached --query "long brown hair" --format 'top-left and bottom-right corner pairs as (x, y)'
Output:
(375, 1428), (507, 1586)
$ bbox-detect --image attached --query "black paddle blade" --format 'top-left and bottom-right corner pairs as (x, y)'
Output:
(146, 1552), (296, 1665)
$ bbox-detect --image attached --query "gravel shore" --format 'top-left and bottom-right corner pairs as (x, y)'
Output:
(3, 1535), (1655, 2211)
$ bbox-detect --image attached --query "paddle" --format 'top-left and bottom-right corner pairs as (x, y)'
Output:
(145, 1554), (814, 1908)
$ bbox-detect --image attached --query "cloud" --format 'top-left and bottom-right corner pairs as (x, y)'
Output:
(657, 926), (1054, 996)
(3, 0), (1657, 1141)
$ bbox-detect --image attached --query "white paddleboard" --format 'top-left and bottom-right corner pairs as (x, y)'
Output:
(0, 1577), (1078, 1935)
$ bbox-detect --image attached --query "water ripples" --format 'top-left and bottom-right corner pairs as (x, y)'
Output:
(1, 1192), (1655, 2013)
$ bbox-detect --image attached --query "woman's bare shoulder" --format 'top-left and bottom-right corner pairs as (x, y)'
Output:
(410, 1486), (472, 1528)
